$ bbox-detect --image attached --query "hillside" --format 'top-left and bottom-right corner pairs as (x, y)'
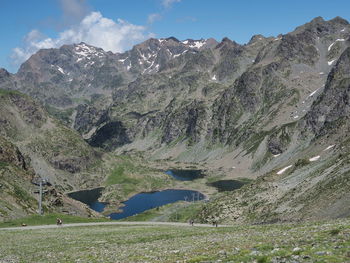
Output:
(0, 90), (111, 220)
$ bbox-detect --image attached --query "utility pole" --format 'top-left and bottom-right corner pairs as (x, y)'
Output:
(35, 178), (50, 215)
(38, 180), (43, 215)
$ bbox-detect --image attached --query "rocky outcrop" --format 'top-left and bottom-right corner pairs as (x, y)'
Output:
(9, 93), (46, 127)
(303, 47), (350, 136)
(88, 121), (131, 150)
(74, 104), (109, 135)
(0, 68), (17, 90)
(161, 100), (207, 144)
(0, 136), (28, 170)
(267, 124), (295, 155)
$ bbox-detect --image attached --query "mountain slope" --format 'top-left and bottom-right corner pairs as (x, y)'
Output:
(198, 41), (350, 224)
(1, 16), (350, 223)
(0, 89), (109, 220)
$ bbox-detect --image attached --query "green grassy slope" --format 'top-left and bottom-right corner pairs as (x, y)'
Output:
(0, 219), (349, 262)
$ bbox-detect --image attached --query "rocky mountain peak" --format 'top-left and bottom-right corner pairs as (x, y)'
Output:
(248, 34), (268, 45)
(293, 16), (349, 37)
(0, 68), (11, 78)
(165, 36), (180, 42)
(0, 68), (17, 91)
(310, 16), (325, 24)
(329, 16), (349, 26)
(216, 37), (241, 49)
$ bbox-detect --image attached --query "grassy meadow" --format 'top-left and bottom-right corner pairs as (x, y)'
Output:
(0, 218), (349, 262)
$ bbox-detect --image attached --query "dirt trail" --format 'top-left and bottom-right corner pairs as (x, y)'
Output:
(0, 221), (230, 231)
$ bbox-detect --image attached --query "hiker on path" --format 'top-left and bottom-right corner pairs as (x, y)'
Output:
(56, 218), (62, 226)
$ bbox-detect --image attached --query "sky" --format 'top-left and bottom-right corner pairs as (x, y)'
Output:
(1, 0), (350, 73)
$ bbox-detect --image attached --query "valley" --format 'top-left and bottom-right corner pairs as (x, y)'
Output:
(0, 16), (349, 226)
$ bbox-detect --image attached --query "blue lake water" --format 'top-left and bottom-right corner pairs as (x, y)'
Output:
(109, 189), (205, 219)
(68, 187), (107, 213)
(68, 188), (205, 220)
(165, 169), (204, 181)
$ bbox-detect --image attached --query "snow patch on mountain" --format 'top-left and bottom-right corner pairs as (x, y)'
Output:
(56, 66), (65, 74)
(142, 60), (155, 74)
(309, 156), (320, 162)
(277, 165), (293, 175)
(328, 39), (345, 51)
(328, 59), (336, 66)
(323, 145), (335, 151)
(189, 40), (206, 49)
(309, 89), (319, 97)
(74, 43), (106, 64)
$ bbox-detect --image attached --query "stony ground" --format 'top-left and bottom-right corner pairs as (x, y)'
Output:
(0, 219), (349, 262)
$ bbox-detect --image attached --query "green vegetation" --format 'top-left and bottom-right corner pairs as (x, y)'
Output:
(0, 213), (109, 228)
(121, 201), (205, 222)
(243, 130), (271, 155)
(120, 207), (165, 222)
(104, 155), (173, 199)
(0, 161), (8, 169)
(329, 228), (341, 236)
(26, 125), (98, 171)
(12, 185), (33, 201)
(168, 202), (204, 222)
(0, 219), (349, 262)
(295, 158), (310, 168)
(45, 105), (74, 125)
(0, 89), (23, 98)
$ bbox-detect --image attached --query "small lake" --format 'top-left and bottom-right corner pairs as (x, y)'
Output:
(207, 180), (246, 192)
(68, 187), (107, 212)
(165, 169), (204, 181)
(68, 188), (205, 220)
(110, 189), (205, 219)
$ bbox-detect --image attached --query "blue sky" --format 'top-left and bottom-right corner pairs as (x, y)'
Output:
(1, 0), (350, 72)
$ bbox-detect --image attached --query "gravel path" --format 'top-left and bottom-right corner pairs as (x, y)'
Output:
(0, 221), (229, 231)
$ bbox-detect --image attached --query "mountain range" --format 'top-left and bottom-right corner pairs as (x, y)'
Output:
(0, 16), (349, 223)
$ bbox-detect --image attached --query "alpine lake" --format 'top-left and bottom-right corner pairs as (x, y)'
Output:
(68, 170), (246, 220)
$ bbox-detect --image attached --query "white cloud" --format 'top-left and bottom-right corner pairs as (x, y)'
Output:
(11, 12), (152, 66)
(148, 13), (162, 24)
(162, 0), (181, 8)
